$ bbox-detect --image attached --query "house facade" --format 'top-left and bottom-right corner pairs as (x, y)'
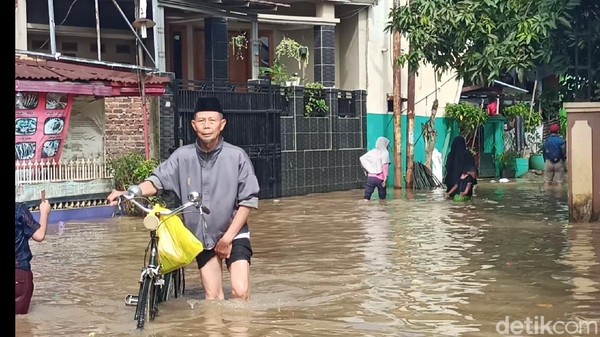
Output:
(15, 0), (373, 211)
(363, 0), (464, 186)
(14, 53), (171, 221)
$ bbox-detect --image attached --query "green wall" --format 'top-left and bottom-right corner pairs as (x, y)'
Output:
(366, 113), (458, 187)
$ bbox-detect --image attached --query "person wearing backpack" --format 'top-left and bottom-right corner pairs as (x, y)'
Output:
(542, 123), (566, 186)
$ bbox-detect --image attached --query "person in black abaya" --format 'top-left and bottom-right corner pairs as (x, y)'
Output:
(444, 136), (476, 197)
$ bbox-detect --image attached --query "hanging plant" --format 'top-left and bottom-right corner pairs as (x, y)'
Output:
(230, 32), (248, 60)
(275, 37), (309, 69)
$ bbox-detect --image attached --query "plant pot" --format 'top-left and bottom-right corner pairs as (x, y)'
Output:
(515, 157), (529, 178)
(529, 154), (545, 171)
(502, 168), (516, 178)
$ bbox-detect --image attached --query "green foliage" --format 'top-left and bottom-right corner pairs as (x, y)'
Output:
(261, 37), (310, 85)
(107, 152), (161, 216)
(385, 0), (583, 85)
(503, 103), (529, 120)
(503, 102), (543, 133)
(304, 82), (329, 117)
(108, 152), (158, 191)
(230, 32), (248, 60)
(259, 60), (289, 85)
(275, 37), (309, 69)
(445, 103), (489, 140)
(559, 107), (567, 138)
(498, 150), (520, 169)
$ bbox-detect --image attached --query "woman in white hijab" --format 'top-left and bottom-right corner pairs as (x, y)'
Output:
(359, 136), (391, 201)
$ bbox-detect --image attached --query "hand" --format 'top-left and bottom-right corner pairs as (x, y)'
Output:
(460, 192), (467, 196)
(382, 180), (387, 187)
(39, 199), (51, 216)
(445, 192), (450, 198)
(107, 189), (126, 206)
(215, 235), (233, 259)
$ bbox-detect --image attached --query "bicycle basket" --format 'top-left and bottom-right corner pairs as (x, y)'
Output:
(153, 205), (204, 274)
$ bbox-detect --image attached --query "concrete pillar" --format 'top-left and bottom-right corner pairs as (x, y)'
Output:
(250, 20), (260, 80)
(564, 102), (600, 223)
(151, 0), (167, 72)
(314, 25), (336, 87)
(186, 24), (194, 80)
(204, 17), (229, 82)
(15, 0), (27, 50)
(314, 2), (336, 87)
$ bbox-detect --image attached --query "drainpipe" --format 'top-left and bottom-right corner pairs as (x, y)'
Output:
(47, 0), (57, 55)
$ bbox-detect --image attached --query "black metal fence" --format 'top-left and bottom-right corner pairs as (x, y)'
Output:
(173, 80), (283, 199)
(165, 80), (368, 199)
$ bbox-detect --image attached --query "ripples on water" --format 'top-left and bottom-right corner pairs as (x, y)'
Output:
(16, 182), (600, 337)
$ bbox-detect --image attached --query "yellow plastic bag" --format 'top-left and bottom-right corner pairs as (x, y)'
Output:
(153, 205), (204, 274)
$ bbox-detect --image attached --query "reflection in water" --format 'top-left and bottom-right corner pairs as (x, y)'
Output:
(16, 183), (600, 337)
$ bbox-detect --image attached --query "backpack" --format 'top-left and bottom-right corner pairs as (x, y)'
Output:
(544, 137), (563, 163)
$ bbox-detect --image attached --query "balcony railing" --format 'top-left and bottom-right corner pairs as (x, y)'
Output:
(15, 158), (113, 185)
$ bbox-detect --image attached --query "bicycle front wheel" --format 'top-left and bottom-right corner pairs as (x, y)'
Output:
(136, 275), (155, 330)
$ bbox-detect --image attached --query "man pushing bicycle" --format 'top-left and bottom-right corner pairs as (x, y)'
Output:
(107, 96), (260, 301)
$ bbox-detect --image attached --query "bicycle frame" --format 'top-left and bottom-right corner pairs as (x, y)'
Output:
(117, 186), (207, 331)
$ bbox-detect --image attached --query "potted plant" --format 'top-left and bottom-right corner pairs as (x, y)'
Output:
(275, 37), (310, 79)
(230, 32), (248, 60)
(304, 82), (329, 117)
(497, 150), (519, 178)
(259, 60), (289, 86)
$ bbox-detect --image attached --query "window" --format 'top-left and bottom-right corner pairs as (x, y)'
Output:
(90, 43), (106, 53)
(61, 42), (78, 52)
(31, 39), (48, 51)
(115, 44), (132, 54)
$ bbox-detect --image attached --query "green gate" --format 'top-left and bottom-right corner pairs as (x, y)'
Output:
(478, 116), (506, 178)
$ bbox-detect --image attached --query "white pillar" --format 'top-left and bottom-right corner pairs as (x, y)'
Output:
(316, 1), (335, 20)
(152, 0), (167, 71)
(15, 0), (28, 50)
(250, 20), (259, 79)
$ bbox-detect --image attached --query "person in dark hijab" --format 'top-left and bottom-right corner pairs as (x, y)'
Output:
(444, 136), (476, 197)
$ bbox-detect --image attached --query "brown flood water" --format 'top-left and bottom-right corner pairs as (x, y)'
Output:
(16, 181), (600, 337)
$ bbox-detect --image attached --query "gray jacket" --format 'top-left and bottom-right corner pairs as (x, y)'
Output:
(146, 139), (260, 249)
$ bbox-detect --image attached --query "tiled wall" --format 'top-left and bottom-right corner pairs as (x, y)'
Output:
(280, 87), (367, 197)
(281, 149), (365, 197)
(164, 82), (367, 199)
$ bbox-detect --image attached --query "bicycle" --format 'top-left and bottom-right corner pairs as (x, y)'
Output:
(115, 186), (209, 330)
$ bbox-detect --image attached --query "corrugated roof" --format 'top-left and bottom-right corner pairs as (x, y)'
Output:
(15, 55), (171, 86)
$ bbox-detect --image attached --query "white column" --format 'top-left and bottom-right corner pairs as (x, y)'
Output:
(15, 0), (28, 50)
(316, 1), (335, 19)
(152, 0), (167, 71)
(250, 20), (259, 79)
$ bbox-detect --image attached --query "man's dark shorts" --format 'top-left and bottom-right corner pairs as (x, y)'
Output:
(195, 238), (252, 269)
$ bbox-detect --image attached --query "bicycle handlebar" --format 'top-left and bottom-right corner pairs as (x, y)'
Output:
(117, 186), (210, 216)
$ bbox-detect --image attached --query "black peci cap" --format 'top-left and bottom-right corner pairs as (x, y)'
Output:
(194, 96), (223, 115)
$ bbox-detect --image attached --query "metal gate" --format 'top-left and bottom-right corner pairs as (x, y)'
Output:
(173, 80), (283, 199)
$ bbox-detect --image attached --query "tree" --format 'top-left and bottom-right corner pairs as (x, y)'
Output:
(385, 0), (583, 85)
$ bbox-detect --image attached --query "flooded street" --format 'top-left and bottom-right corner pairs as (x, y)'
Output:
(16, 181), (600, 337)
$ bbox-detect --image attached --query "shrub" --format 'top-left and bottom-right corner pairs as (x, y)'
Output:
(107, 152), (161, 215)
